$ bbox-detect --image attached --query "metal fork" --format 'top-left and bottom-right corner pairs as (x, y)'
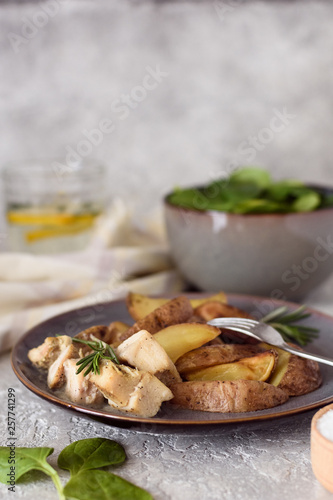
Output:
(207, 317), (333, 367)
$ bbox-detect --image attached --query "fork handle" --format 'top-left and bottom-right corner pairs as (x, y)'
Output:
(280, 343), (333, 367)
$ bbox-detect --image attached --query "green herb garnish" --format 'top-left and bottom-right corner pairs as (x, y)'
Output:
(73, 336), (120, 376)
(64, 470), (153, 500)
(57, 438), (126, 476)
(167, 167), (333, 214)
(0, 447), (65, 499)
(261, 305), (319, 346)
(0, 438), (153, 500)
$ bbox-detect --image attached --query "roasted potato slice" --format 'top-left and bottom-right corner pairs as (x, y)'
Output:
(108, 321), (131, 345)
(176, 343), (267, 375)
(170, 379), (289, 413)
(184, 351), (277, 383)
(126, 292), (227, 321)
(277, 354), (322, 396)
(126, 293), (170, 321)
(262, 342), (322, 396)
(194, 301), (253, 321)
(189, 292), (227, 309)
(75, 325), (111, 343)
(153, 323), (221, 363)
(194, 302), (258, 343)
(119, 296), (193, 342)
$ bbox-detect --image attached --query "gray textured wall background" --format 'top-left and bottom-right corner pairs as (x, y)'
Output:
(1, 0), (333, 219)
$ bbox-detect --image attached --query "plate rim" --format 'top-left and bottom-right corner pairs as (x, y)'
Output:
(11, 292), (333, 426)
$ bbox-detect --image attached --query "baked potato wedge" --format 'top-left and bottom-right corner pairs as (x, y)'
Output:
(184, 351), (277, 383)
(119, 296), (193, 342)
(262, 343), (322, 396)
(153, 323), (221, 363)
(170, 379), (289, 413)
(126, 291), (227, 321)
(176, 343), (267, 375)
(194, 301), (253, 321)
(126, 293), (170, 321)
(194, 301), (258, 343)
(107, 321), (131, 345)
(189, 292), (227, 309)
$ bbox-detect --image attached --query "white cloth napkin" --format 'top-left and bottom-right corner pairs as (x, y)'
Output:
(0, 200), (185, 352)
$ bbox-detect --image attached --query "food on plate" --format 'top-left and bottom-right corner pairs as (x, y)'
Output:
(183, 351), (277, 383)
(194, 301), (257, 342)
(89, 359), (173, 417)
(63, 358), (105, 405)
(167, 166), (333, 214)
(194, 301), (253, 322)
(75, 325), (111, 343)
(119, 295), (193, 342)
(176, 343), (267, 375)
(28, 334), (73, 369)
(28, 291), (322, 418)
(153, 323), (221, 363)
(277, 354), (322, 396)
(47, 340), (78, 389)
(189, 292), (228, 309)
(126, 291), (227, 321)
(262, 343), (322, 396)
(170, 380), (289, 413)
(108, 321), (131, 344)
(116, 329), (181, 386)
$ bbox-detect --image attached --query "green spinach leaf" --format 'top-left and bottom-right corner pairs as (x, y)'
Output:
(0, 447), (65, 499)
(0, 439), (151, 500)
(63, 469), (153, 500)
(168, 167), (333, 214)
(229, 166), (272, 189)
(232, 199), (287, 214)
(291, 191), (321, 212)
(266, 179), (304, 201)
(58, 438), (126, 477)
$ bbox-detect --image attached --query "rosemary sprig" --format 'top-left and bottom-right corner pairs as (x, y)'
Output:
(72, 336), (120, 376)
(261, 305), (319, 346)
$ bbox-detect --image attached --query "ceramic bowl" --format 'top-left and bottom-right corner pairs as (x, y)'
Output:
(164, 186), (333, 301)
(311, 403), (333, 493)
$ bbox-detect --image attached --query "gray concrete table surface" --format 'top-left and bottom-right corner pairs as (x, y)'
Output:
(1, 279), (333, 500)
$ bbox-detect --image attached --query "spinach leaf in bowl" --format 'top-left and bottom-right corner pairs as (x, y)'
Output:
(167, 167), (332, 214)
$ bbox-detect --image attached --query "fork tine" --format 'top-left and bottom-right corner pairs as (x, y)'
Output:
(222, 318), (258, 326)
(218, 325), (259, 339)
(208, 318), (256, 328)
(208, 317), (253, 324)
(222, 322), (252, 329)
(212, 317), (257, 324)
(207, 319), (253, 331)
(207, 318), (262, 341)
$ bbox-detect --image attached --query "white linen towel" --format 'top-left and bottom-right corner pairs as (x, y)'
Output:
(0, 200), (185, 352)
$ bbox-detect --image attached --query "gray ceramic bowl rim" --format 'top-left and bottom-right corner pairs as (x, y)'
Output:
(164, 183), (333, 219)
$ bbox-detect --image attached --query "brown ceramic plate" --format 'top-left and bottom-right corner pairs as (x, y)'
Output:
(11, 293), (333, 426)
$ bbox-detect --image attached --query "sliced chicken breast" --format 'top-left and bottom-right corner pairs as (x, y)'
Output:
(28, 335), (72, 370)
(90, 359), (173, 417)
(47, 344), (78, 389)
(116, 329), (181, 386)
(63, 359), (104, 405)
